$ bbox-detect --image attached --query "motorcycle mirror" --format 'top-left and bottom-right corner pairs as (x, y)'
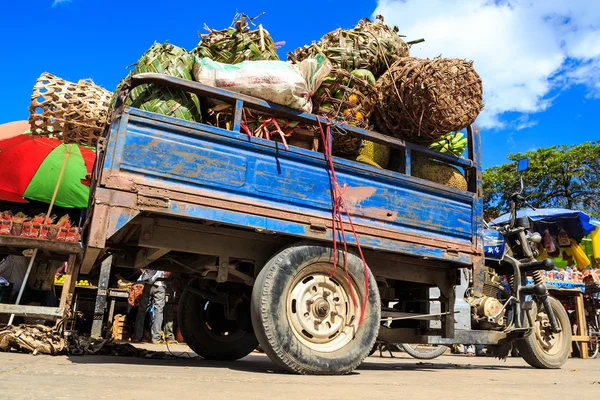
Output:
(517, 158), (529, 173)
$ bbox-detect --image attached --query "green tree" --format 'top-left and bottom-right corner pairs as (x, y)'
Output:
(483, 141), (600, 220)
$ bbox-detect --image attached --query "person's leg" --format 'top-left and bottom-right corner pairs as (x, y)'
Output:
(134, 284), (151, 341)
(163, 302), (175, 341)
(150, 285), (166, 342)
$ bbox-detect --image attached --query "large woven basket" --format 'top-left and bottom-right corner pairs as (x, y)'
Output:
(312, 69), (377, 155)
(375, 57), (483, 145)
(29, 72), (112, 146)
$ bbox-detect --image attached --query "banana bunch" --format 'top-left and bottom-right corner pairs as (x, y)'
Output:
(429, 132), (467, 157)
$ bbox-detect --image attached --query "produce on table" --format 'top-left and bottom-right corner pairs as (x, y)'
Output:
(191, 13), (280, 64)
(0, 211), (78, 242)
(113, 42), (202, 122)
(429, 132), (468, 157)
(375, 57), (483, 145)
(411, 155), (467, 191)
(29, 73), (112, 147)
(290, 15), (413, 78)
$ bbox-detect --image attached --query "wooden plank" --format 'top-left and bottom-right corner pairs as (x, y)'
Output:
(59, 254), (79, 309)
(91, 255), (113, 339)
(0, 236), (82, 255)
(574, 293), (589, 359)
(572, 335), (590, 342)
(0, 304), (63, 319)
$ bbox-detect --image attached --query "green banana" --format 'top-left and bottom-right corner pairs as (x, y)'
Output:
(429, 132), (467, 157)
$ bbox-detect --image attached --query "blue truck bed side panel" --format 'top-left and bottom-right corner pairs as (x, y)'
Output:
(100, 108), (479, 262)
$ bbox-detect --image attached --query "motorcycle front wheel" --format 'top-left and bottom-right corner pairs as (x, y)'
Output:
(516, 296), (571, 369)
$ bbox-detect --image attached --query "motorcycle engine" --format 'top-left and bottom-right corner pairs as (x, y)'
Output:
(467, 268), (506, 329)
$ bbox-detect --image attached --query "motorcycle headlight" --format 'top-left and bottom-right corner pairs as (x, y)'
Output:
(529, 232), (542, 244)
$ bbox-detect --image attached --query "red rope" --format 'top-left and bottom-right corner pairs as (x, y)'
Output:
(316, 119), (369, 326)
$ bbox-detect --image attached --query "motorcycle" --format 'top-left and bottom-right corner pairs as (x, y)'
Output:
(479, 158), (571, 368)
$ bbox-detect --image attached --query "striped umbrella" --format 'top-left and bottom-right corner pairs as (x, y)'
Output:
(0, 134), (95, 208)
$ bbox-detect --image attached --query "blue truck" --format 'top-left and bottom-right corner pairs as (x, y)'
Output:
(81, 73), (571, 374)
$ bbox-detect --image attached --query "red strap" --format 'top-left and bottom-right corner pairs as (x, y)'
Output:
(316, 119), (369, 326)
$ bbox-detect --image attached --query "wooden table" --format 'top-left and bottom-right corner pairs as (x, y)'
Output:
(547, 287), (590, 359)
(0, 236), (82, 320)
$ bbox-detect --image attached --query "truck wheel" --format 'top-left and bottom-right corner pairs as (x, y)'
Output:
(251, 242), (381, 375)
(178, 288), (258, 361)
(516, 296), (571, 369)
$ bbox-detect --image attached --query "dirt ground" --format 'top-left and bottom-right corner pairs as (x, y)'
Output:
(0, 344), (599, 400)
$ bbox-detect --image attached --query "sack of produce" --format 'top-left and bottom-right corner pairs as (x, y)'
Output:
(113, 42), (202, 122)
(191, 13), (280, 64)
(29, 73), (112, 146)
(375, 57), (483, 145)
(290, 15), (415, 78)
(312, 68), (377, 155)
(412, 155), (467, 191)
(193, 57), (316, 112)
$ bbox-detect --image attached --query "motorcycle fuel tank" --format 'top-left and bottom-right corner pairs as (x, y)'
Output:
(484, 229), (505, 260)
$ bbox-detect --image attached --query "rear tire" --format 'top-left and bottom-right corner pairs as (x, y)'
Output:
(516, 296), (571, 369)
(251, 242), (380, 375)
(178, 287), (258, 361)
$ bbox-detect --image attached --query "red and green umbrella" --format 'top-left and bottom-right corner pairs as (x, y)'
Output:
(0, 134), (95, 209)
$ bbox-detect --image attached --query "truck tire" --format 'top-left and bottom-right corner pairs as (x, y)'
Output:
(251, 242), (381, 375)
(178, 288), (258, 361)
(516, 296), (571, 369)
(401, 344), (448, 360)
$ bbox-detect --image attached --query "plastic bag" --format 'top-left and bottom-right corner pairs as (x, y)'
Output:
(192, 57), (332, 113)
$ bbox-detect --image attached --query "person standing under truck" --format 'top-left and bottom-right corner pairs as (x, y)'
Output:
(133, 268), (170, 344)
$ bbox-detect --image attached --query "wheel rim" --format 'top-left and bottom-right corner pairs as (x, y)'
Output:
(286, 263), (360, 353)
(201, 301), (246, 342)
(533, 309), (565, 356)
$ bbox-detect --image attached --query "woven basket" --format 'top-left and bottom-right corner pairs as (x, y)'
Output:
(375, 57), (483, 145)
(290, 16), (409, 78)
(29, 72), (112, 146)
(312, 69), (377, 155)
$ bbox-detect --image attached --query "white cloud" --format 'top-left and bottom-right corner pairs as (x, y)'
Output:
(52, 0), (72, 7)
(374, 0), (600, 129)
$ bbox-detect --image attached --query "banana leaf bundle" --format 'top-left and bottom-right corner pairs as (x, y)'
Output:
(289, 15), (414, 78)
(191, 13), (280, 64)
(113, 42), (201, 122)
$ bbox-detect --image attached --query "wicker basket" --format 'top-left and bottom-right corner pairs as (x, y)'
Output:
(375, 57), (483, 145)
(312, 69), (377, 155)
(29, 72), (112, 147)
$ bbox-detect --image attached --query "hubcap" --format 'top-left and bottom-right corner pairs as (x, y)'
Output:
(286, 264), (360, 353)
(534, 310), (564, 356)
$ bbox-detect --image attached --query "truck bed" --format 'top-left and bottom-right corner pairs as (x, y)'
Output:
(82, 74), (484, 272)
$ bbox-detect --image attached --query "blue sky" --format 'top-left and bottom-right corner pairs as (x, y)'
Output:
(1, 0), (598, 169)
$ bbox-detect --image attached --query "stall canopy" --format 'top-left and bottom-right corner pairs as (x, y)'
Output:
(491, 208), (598, 242)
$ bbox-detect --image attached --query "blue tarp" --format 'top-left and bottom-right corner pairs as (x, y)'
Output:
(491, 208), (599, 241)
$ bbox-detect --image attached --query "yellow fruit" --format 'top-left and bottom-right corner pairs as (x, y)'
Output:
(355, 111), (365, 121)
(348, 94), (359, 104)
(343, 109), (352, 116)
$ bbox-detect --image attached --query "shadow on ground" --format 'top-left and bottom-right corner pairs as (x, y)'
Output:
(65, 349), (529, 375)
